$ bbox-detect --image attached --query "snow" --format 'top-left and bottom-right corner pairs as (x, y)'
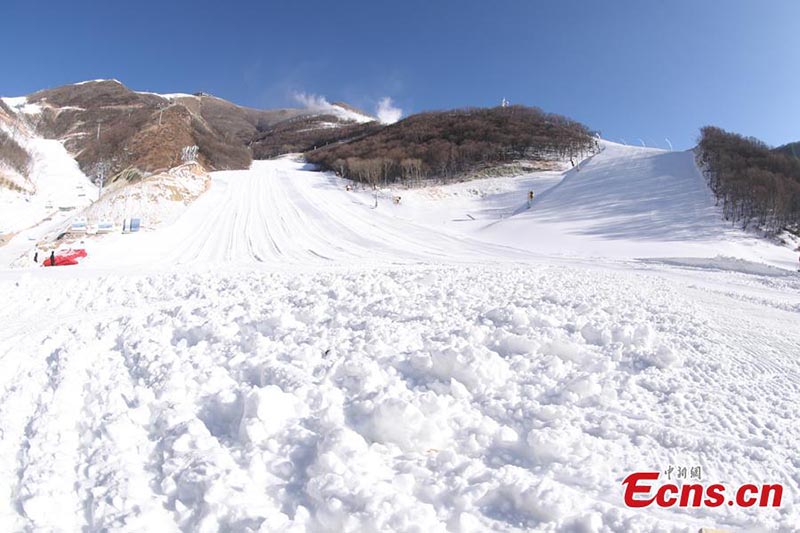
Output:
(1, 142), (799, 531)
(1, 96), (28, 108)
(160, 93), (197, 100)
(1, 102), (95, 230)
(374, 141), (797, 270)
(292, 92), (375, 124)
(1, 96), (42, 115)
(1, 265), (798, 531)
(72, 78), (123, 86)
(0, 130), (96, 254)
(134, 92), (197, 101)
(78, 163), (209, 230)
(330, 104), (375, 124)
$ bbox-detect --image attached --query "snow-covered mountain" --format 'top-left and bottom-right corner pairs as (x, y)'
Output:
(0, 79), (380, 249)
(1, 79), (376, 180)
(0, 102), (97, 246)
(1, 80), (799, 532)
(1, 142), (799, 531)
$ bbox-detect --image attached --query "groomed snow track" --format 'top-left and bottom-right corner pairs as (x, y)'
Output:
(84, 159), (532, 269)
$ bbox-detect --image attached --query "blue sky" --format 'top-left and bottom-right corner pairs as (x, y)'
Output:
(2, 0), (798, 149)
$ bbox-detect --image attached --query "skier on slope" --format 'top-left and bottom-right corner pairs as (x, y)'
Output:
(49, 251), (55, 267)
(33, 251), (38, 263)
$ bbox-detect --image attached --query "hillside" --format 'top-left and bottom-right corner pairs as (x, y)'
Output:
(5, 82), (608, 191)
(477, 141), (790, 260)
(250, 115), (382, 159)
(0, 130), (31, 192)
(775, 140), (800, 159)
(0, 80), (384, 248)
(306, 105), (597, 185)
(2, 80), (377, 183)
(697, 127), (800, 233)
(0, 100), (33, 192)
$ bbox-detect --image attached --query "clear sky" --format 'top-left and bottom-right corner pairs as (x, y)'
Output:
(2, 0), (798, 149)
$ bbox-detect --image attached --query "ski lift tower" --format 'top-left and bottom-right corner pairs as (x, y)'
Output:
(95, 161), (110, 200)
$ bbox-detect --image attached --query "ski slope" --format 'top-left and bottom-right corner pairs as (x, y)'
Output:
(1, 143), (799, 532)
(76, 158), (533, 270)
(390, 142), (795, 268)
(481, 142), (780, 259)
(0, 101), (97, 255)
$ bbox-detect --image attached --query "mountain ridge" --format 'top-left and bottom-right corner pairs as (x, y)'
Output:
(1, 79), (376, 184)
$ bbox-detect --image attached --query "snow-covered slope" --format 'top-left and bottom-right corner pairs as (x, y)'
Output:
(327, 103), (375, 124)
(460, 142), (791, 268)
(1, 262), (798, 531)
(0, 100), (96, 242)
(79, 163), (209, 228)
(12, 143), (782, 271)
(69, 158), (529, 269)
(1, 141), (799, 532)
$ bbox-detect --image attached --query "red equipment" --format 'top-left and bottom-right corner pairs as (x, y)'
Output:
(42, 248), (87, 267)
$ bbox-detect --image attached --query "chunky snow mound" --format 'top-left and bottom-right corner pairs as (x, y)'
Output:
(79, 163), (210, 229)
(0, 265), (798, 531)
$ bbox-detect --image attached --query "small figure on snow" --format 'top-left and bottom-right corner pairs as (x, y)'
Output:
(527, 190), (534, 208)
(49, 251), (55, 266)
(33, 251), (38, 263)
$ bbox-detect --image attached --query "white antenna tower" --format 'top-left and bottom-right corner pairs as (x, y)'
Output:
(181, 145), (199, 164)
(94, 161), (110, 200)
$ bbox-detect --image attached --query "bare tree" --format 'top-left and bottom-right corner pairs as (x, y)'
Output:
(306, 105), (596, 186)
(697, 126), (800, 234)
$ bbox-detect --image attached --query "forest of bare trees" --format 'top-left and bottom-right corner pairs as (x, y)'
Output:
(697, 126), (800, 234)
(0, 130), (31, 178)
(305, 106), (596, 186)
(250, 115), (381, 159)
(775, 141), (800, 159)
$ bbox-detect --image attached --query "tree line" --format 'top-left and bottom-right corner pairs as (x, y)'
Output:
(305, 105), (597, 186)
(0, 129), (31, 186)
(697, 126), (800, 234)
(250, 115), (381, 159)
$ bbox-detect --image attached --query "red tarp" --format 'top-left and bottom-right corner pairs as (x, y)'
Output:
(42, 248), (87, 267)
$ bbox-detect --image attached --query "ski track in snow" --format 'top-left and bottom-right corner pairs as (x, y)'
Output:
(1, 143), (800, 531)
(77, 159), (532, 269)
(1, 266), (799, 531)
